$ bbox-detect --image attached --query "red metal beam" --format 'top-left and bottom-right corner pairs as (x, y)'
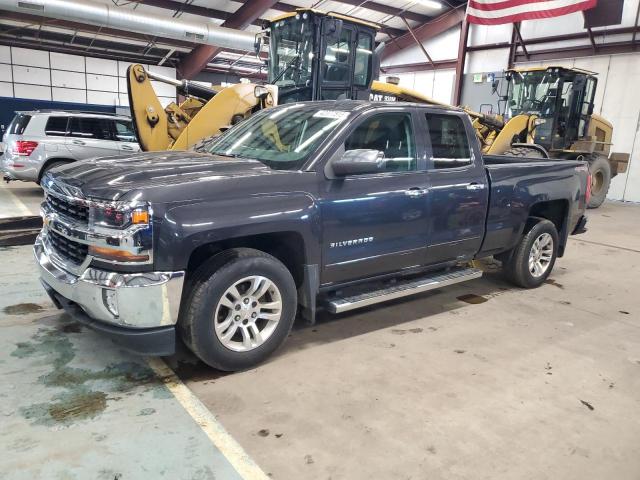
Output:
(400, 16), (435, 67)
(467, 25), (640, 52)
(380, 59), (458, 74)
(274, 0), (432, 24)
(381, 7), (465, 61)
(453, 18), (469, 105)
(178, 0), (279, 79)
(136, 0), (405, 38)
(512, 41), (640, 63)
(513, 22), (530, 59)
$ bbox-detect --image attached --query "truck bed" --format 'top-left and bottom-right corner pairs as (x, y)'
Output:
(483, 154), (559, 165)
(479, 155), (587, 259)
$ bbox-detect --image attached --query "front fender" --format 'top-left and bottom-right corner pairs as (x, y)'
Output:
(154, 192), (321, 271)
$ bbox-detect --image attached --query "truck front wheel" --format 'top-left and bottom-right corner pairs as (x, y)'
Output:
(180, 248), (297, 371)
(502, 219), (559, 288)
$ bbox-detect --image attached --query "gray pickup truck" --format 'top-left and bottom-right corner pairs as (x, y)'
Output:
(35, 101), (589, 370)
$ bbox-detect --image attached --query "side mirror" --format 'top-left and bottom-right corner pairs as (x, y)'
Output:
(491, 79), (499, 95)
(253, 32), (266, 58)
(333, 149), (383, 176)
(254, 85), (269, 99)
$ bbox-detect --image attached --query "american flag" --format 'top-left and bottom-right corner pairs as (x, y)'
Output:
(466, 0), (598, 25)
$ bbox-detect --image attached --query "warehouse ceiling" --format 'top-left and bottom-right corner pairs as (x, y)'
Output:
(0, 0), (467, 78)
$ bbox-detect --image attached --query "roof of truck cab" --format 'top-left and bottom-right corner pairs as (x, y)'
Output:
(268, 100), (463, 114)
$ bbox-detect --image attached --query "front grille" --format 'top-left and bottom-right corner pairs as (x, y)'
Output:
(46, 194), (89, 223)
(48, 229), (88, 265)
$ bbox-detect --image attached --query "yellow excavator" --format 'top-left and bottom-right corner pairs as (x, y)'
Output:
(128, 8), (628, 208)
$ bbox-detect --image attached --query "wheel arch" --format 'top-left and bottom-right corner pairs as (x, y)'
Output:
(37, 157), (75, 183)
(185, 231), (308, 288)
(527, 199), (569, 256)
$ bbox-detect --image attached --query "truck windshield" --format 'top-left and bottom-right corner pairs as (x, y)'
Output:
(205, 105), (349, 170)
(268, 16), (314, 91)
(507, 70), (560, 118)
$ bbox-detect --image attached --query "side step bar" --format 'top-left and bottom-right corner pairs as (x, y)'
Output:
(326, 267), (483, 314)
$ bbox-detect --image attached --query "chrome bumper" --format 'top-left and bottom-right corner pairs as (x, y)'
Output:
(34, 234), (185, 329)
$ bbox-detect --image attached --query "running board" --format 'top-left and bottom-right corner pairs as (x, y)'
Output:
(326, 267), (483, 314)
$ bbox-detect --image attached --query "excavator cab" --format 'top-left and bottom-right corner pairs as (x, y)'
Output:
(267, 9), (379, 103)
(504, 66), (597, 153)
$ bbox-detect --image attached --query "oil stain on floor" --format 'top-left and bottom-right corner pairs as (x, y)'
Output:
(456, 294), (489, 304)
(3, 303), (44, 315)
(11, 322), (170, 427)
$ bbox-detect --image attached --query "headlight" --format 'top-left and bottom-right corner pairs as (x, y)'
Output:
(88, 202), (153, 264)
(92, 203), (150, 228)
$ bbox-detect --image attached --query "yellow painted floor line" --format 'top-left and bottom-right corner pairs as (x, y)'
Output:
(0, 184), (33, 217)
(146, 357), (270, 480)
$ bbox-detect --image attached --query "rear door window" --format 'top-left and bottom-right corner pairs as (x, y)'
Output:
(112, 120), (137, 142)
(68, 117), (112, 140)
(44, 117), (69, 137)
(425, 114), (472, 169)
(8, 114), (32, 135)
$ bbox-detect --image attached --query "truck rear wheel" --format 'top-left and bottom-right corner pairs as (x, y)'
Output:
(180, 248), (297, 371)
(586, 154), (611, 209)
(502, 219), (559, 288)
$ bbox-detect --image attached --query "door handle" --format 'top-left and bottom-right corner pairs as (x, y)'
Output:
(466, 183), (485, 191)
(405, 187), (428, 198)
(121, 145), (134, 150)
(71, 140), (86, 146)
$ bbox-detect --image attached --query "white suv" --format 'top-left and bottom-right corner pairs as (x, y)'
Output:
(2, 110), (139, 184)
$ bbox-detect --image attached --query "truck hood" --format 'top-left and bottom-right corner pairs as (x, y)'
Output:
(48, 151), (291, 202)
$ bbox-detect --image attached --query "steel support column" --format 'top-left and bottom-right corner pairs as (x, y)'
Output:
(453, 18), (469, 106)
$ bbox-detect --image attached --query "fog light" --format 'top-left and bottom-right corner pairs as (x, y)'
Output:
(102, 288), (119, 317)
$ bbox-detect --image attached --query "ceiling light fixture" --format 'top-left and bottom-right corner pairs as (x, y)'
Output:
(413, 0), (443, 9)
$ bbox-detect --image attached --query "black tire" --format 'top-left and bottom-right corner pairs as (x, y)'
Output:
(503, 219), (559, 288)
(502, 146), (545, 158)
(586, 154), (611, 209)
(180, 248), (297, 371)
(38, 160), (71, 184)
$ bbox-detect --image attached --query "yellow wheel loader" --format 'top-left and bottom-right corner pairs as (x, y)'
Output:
(127, 63), (277, 152)
(476, 66), (628, 208)
(128, 10), (627, 207)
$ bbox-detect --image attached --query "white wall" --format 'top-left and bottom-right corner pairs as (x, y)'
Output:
(441, 2), (640, 203)
(516, 54), (640, 203)
(380, 27), (461, 104)
(381, 70), (457, 105)
(0, 46), (176, 108)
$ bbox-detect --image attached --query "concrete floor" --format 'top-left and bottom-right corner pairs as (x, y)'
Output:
(0, 181), (43, 218)
(1, 197), (639, 479)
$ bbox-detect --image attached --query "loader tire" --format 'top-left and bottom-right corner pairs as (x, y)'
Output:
(586, 154), (611, 209)
(502, 146), (545, 158)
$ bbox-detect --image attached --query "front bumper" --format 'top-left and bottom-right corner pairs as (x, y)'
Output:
(34, 234), (184, 355)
